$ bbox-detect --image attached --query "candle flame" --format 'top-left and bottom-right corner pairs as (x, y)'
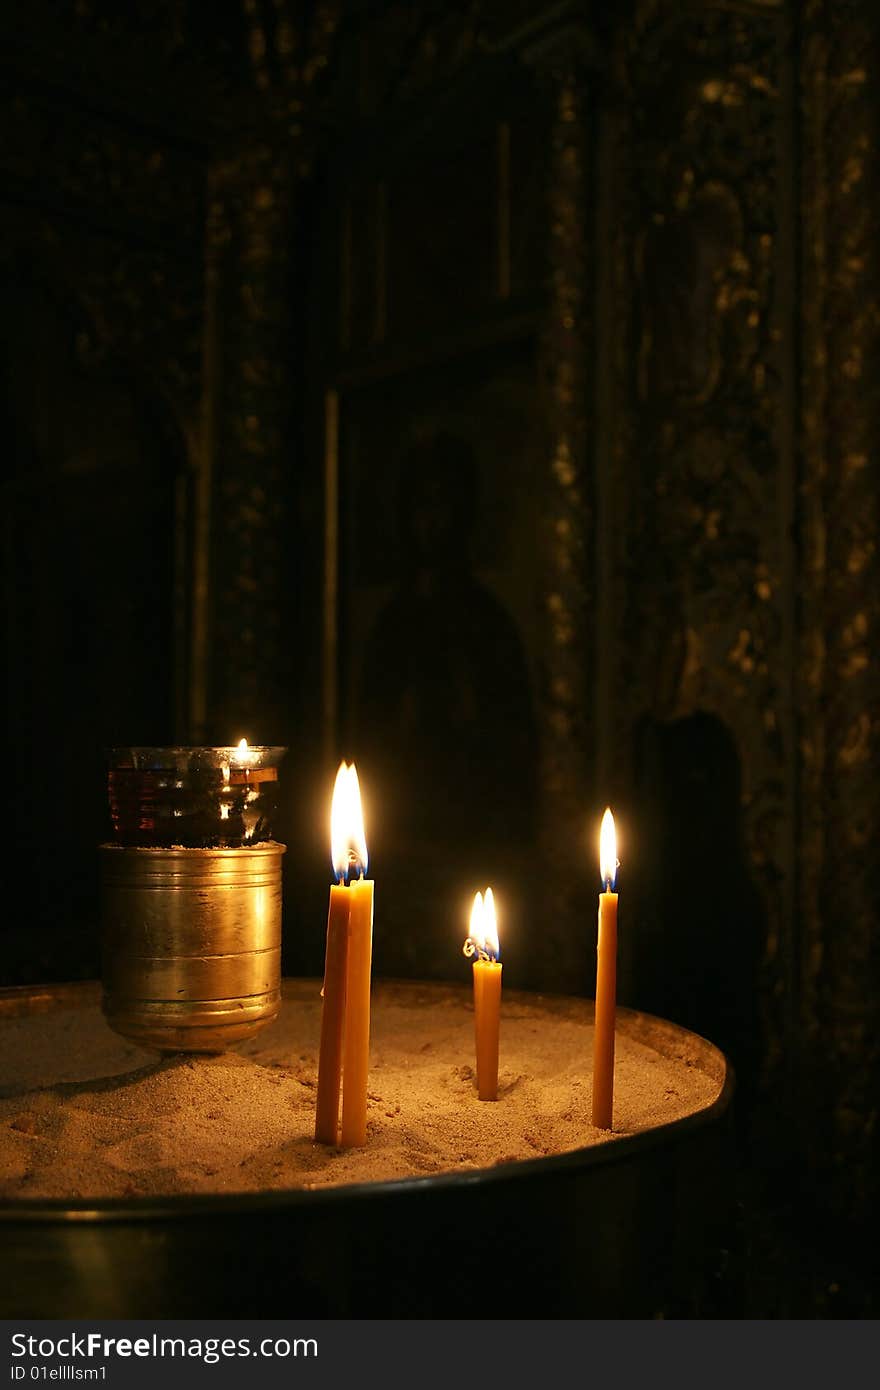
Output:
(463, 886), (500, 963)
(232, 737), (254, 766)
(483, 887), (500, 958)
(469, 890), (483, 935)
(331, 761), (368, 882)
(599, 807), (618, 889)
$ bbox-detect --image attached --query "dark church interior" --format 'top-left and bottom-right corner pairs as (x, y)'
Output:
(1, 0), (878, 1320)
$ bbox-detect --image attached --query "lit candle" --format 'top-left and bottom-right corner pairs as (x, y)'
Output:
(314, 762), (374, 1147)
(592, 808), (618, 1130)
(313, 881), (350, 1145)
(463, 888), (502, 1101)
(229, 737), (278, 786)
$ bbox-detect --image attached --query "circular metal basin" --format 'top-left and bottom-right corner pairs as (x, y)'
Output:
(0, 981), (734, 1318)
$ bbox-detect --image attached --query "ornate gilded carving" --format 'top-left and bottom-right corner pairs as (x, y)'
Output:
(611, 2), (790, 1073)
(534, 59), (592, 989)
(199, 3), (343, 739)
(205, 143), (293, 741)
(799, 0), (880, 1230)
(241, 0), (340, 165)
(610, 1), (878, 1249)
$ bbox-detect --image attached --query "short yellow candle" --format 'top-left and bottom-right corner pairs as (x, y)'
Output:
(464, 888), (502, 1101)
(592, 808), (618, 1130)
(315, 762), (374, 1148)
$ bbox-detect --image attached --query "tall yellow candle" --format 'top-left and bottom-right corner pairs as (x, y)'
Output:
(315, 762), (374, 1148)
(341, 873), (374, 1146)
(314, 882), (349, 1144)
(592, 808), (618, 1130)
(464, 888), (502, 1101)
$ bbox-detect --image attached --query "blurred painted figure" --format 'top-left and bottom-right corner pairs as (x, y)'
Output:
(358, 432), (537, 859)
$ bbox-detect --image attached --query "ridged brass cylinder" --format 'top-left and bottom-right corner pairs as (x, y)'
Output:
(99, 842), (285, 1053)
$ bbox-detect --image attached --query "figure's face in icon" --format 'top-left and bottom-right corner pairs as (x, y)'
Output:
(410, 477), (462, 563)
(400, 437), (475, 574)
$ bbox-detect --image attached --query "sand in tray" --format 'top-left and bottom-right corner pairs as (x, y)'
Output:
(0, 980), (723, 1201)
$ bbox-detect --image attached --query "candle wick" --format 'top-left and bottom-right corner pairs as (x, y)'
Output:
(341, 855), (366, 886)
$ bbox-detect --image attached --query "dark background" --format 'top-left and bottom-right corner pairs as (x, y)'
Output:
(1, 0), (877, 1317)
